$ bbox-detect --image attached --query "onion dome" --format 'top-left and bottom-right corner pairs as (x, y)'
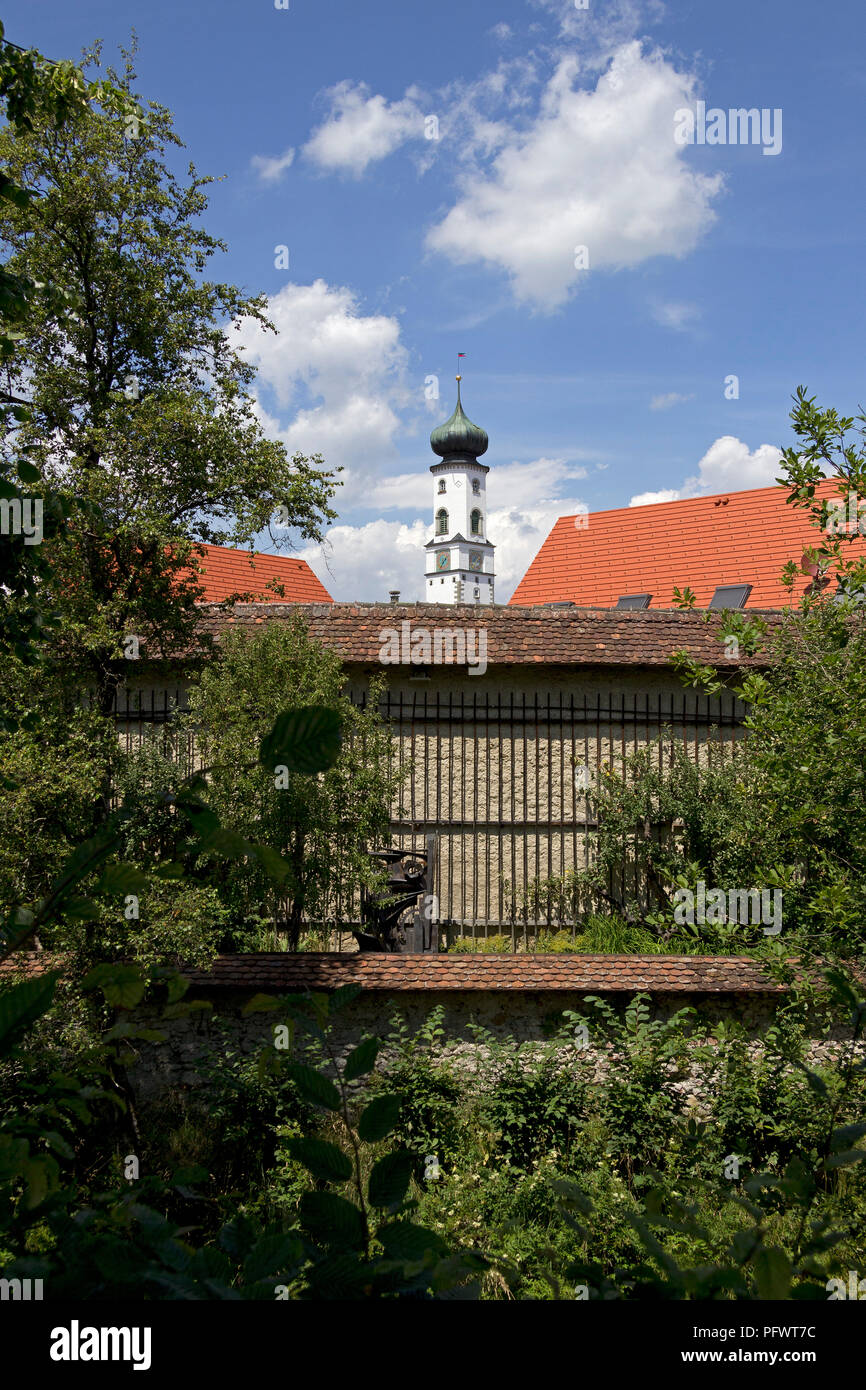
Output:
(430, 377), (488, 459)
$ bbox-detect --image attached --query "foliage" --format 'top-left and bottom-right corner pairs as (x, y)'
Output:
(0, 696), (473, 1297)
(669, 605), (866, 956)
(661, 390), (866, 957)
(567, 736), (790, 948)
(0, 660), (120, 911)
(0, 22), (132, 364)
(0, 31), (129, 667)
(183, 619), (402, 949)
(777, 386), (866, 601)
(447, 918), (662, 953)
(0, 37), (339, 708)
(402, 974), (866, 1299)
(372, 1008), (466, 1176)
(448, 933), (512, 954)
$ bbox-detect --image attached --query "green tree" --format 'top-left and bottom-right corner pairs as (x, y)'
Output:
(0, 27), (130, 669)
(184, 618), (403, 949)
(0, 37), (339, 711)
(777, 386), (866, 601)
(664, 388), (866, 957)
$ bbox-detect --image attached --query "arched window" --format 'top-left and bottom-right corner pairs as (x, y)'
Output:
(470, 509), (482, 536)
(436, 508), (449, 535)
(438, 479), (446, 493)
(471, 479), (481, 495)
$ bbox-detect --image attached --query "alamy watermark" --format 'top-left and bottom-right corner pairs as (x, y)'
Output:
(379, 621), (487, 676)
(827, 1270), (866, 1299)
(49, 1322), (151, 1370)
(0, 496), (43, 545)
(674, 102), (782, 157)
(825, 496), (866, 535)
(1, 1276), (43, 1300)
(672, 880), (782, 936)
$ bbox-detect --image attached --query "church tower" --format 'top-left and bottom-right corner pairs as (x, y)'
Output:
(425, 376), (495, 605)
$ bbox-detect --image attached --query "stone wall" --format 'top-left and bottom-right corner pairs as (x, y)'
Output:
(127, 975), (858, 1110)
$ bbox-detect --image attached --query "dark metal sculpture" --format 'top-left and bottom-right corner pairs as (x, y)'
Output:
(356, 834), (438, 953)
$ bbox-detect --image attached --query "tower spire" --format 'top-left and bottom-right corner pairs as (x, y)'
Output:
(426, 356), (495, 607)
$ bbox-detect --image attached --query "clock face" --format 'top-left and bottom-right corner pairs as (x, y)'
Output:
(437, 552), (450, 571)
(469, 551), (482, 572)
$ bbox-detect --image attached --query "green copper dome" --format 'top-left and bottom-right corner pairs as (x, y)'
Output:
(430, 379), (488, 459)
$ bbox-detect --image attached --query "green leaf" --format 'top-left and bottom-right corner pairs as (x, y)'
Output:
(329, 983), (362, 1013)
(357, 1093), (403, 1143)
(284, 1137), (353, 1183)
(15, 460), (40, 484)
(823, 1149), (866, 1170)
(153, 862), (185, 880)
(299, 1191), (366, 1249)
(367, 1151), (413, 1210)
(283, 1062), (341, 1111)
(830, 1123), (866, 1150)
(259, 706), (342, 776)
(160, 1001), (209, 1022)
(94, 862), (150, 895)
(753, 1247), (791, 1300)
(549, 1177), (594, 1213)
(240, 995), (280, 1017)
(22, 1157), (52, 1209)
(377, 1221), (447, 1262)
(247, 843), (291, 883)
(0, 970), (58, 1051)
(242, 1234), (303, 1283)
(242, 993), (281, 1014)
(793, 1064), (828, 1099)
(344, 1036), (379, 1082)
(200, 828), (252, 859)
(82, 963), (147, 1010)
(61, 897), (102, 920)
(303, 1250), (370, 1298)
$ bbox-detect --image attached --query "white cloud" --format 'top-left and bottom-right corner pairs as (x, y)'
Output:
(629, 487), (682, 506)
(295, 454), (589, 603)
(303, 81), (425, 176)
(426, 41), (723, 311)
(298, 501), (583, 604)
(490, 456), (588, 506)
(486, 501), (585, 600)
(489, 22), (513, 40)
(686, 436), (783, 494)
(299, 518), (429, 602)
(250, 146), (295, 184)
(651, 299), (700, 332)
(649, 391), (694, 411)
(532, 0), (666, 52)
(363, 455), (588, 515)
(232, 279), (409, 481)
(629, 436), (783, 505)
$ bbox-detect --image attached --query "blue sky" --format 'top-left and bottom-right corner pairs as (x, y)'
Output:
(5, 0), (865, 599)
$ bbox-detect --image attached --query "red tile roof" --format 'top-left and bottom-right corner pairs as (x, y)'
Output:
(7, 951), (855, 995)
(187, 544), (332, 604)
(192, 602), (779, 668)
(510, 480), (865, 609)
(179, 952), (786, 994)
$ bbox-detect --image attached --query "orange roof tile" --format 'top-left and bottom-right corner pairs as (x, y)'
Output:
(193, 602), (780, 667)
(187, 544), (332, 604)
(510, 481), (865, 609)
(175, 953), (789, 994)
(4, 951), (858, 995)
